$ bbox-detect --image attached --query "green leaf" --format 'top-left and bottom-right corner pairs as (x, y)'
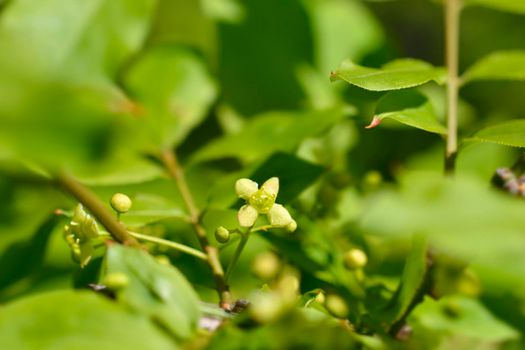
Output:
(380, 235), (429, 329)
(464, 0), (525, 15)
(124, 46), (217, 148)
(462, 51), (525, 84)
(0, 290), (176, 350)
(191, 108), (347, 164)
(104, 244), (201, 340)
(330, 59), (446, 91)
(411, 295), (519, 342)
(463, 119), (525, 148)
(0, 214), (61, 291)
(367, 90), (447, 135)
(249, 153), (324, 204)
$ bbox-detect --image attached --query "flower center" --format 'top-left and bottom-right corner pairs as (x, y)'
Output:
(249, 189), (275, 214)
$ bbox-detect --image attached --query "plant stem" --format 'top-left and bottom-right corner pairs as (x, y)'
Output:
(444, 0), (461, 174)
(55, 172), (140, 247)
(225, 230), (251, 282)
(160, 149), (231, 307)
(127, 231), (208, 260)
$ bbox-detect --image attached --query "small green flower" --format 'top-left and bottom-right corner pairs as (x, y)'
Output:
(63, 204), (100, 267)
(235, 177), (296, 231)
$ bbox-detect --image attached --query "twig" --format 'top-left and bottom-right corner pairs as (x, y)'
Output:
(160, 150), (231, 306)
(225, 229), (251, 282)
(55, 172), (140, 247)
(444, 0), (461, 174)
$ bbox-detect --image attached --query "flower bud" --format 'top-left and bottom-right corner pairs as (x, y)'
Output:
(315, 291), (325, 304)
(325, 294), (349, 319)
(215, 226), (230, 243)
(343, 248), (367, 270)
(251, 251), (281, 280)
(110, 193), (132, 214)
(103, 272), (129, 290)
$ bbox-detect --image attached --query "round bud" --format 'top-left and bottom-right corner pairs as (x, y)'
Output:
(252, 251), (281, 280)
(315, 291), (325, 304)
(325, 294), (349, 319)
(286, 220), (297, 232)
(343, 248), (367, 270)
(215, 226), (230, 243)
(103, 272), (129, 290)
(110, 193), (132, 214)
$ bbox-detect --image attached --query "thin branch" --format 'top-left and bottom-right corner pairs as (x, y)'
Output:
(159, 149), (231, 307)
(444, 0), (461, 174)
(128, 231), (207, 260)
(55, 172), (140, 247)
(225, 230), (251, 282)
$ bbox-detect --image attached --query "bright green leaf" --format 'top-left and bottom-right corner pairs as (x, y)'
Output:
(330, 59), (446, 91)
(104, 245), (201, 340)
(368, 90), (447, 134)
(124, 46), (217, 148)
(0, 290), (176, 350)
(191, 108), (348, 164)
(464, 0), (525, 15)
(463, 119), (525, 148)
(462, 51), (525, 84)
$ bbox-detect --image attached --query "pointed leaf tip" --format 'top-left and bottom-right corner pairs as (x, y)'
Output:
(365, 116), (381, 129)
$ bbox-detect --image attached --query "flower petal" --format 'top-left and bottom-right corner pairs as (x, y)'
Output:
(261, 177), (279, 197)
(235, 178), (259, 200)
(238, 205), (259, 227)
(267, 204), (293, 226)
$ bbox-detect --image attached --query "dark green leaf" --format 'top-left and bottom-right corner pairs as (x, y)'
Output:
(302, 0), (384, 73)
(104, 244), (201, 340)
(0, 214), (61, 291)
(0, 290), (176, 350)
(330, 59), (446, 91)
(249, 153), (324, 204)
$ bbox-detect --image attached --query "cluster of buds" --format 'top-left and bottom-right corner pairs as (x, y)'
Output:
(494, 167), (525, 196)
(63, 204), (100, 267)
